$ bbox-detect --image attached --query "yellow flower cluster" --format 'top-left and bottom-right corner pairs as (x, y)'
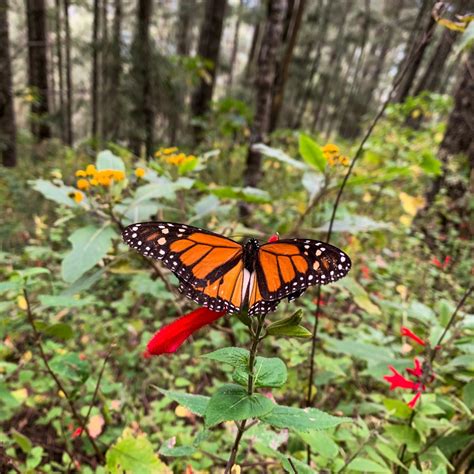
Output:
(322, 143), (350, 167)
(75, 164), (125, 189)
(155, 146), (196, 166)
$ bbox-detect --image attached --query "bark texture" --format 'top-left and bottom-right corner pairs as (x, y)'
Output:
(0, 0), (17, 167)
(191, 0), (227, 143)
(240, 0), (286, 218)
(26, 0), (51, 141)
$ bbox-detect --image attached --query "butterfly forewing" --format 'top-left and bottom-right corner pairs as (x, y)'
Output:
(122, 222), (243, 288)
(256, 239), (351, 301)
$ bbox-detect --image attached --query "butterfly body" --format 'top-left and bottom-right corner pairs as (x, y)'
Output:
(122, 222), (351, 316)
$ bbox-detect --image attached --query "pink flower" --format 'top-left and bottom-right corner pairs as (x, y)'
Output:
(144, 308), (226, 357)
(401, 326), (426, 346)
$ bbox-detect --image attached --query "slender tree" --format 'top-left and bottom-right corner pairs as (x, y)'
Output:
(227, 0), (244, 88)
(190, 0), (227, 143)
(176, 0), (195, 56)
(393, 0), (437, 103)
(91, 0), (100, 140)
(64, 0), (73, 145)
(26, 0), (51, 141)
(293, 0), (330, 128)
(0, 0), (16, 167)
(269, 0), (306, 132)
(102, 0), (122, 141)
(129, 0), (154, 157)
(54, 0), (66, 142)
(240, 0), (285, 219)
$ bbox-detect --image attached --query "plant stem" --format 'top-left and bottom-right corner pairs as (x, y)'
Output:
(23, 288), (104, 462)
(304, 30), (436, 465)
(225, 314), (265, 472)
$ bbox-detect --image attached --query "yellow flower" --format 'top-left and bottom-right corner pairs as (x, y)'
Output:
(112, 170), (125, 181)
(97, 171), (111, 186)
(322, 143), (340, 154)
(75, 170), (87, 177)
(90, 178), (99, 186)
(76, 178), (90, 190)
(86, 164), (97, 176)
(339, 155), (350, 166)
(154, 150), (162, 158)
(163, 147), (178, 155)
(73, 191), (84, 203)
(135, 167), (145, 178)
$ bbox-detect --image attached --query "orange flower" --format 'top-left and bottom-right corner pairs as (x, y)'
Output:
(73, 191), (84, 203)
(76, 178), (90, 190)
(75, 170), (87, 177)
(135, 167), (145, 178)
(85, 164), (97, 176)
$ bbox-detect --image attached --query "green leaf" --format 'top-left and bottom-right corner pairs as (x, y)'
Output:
(463, 381), (474, 409)
(29, 179), (79, 207)
(178, 156), (199, 174)
(204, 384), (274, 427)
(420, 153), (442, 176)
(0, 280), (21, 293)
(253, 143), (309, 170)
(203, 347), (249, 368)
(42, 323), (74, 341)
(384, 425), (421, 452)
(375, 440), (406, 469)
(26, 446), (43, 469)
(96, 150), (125, 171)
(323, 336), (392, 364)
(156, 388), (209, 417)
(383, 398), (412, 419)
(314, 215), (391, 233)
(260, 405), (351, 432)
(61, 224), (116, 283)
(39, 295), (95, 308)
(49, 353), (90, 383)
(347, 457), (390, 473)
(15, 268), (51, 280)
(106, 429), (169, 474)
(159, 443), (195, 457)
(299, 133), (326, 172)
(335, 277), (381, 315)
(12, 429), (32, 453)
(233, 356), (288, 388)
(210, 186), (271, 204)
(266, 309), (312, 338)
(297, 430), (339, 458)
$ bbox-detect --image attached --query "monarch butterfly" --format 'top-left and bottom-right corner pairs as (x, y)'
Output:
(122, 222), (351, 316)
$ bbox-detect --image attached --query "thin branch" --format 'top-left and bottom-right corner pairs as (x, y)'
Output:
(23, 288), (104, 462)
(304, 21), (438, 465)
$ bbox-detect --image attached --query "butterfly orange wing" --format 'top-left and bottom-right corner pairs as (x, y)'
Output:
(122, 222), (243, 290)
(254, 239), (351, 304)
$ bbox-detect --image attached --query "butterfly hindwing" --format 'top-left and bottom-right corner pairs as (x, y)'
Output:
(122, 222), (243, 288)
(255, 239), (351, 302)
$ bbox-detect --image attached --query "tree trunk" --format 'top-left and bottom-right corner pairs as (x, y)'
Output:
(311, 6), (349, 132)
(244, 20), (261, 82)
(26, 0), (51, 141)
(334, 0), (371, 137)
(91, 0), (100, 141)
(176, 0), (194, 56)
(340, 0), (402, 139)
(103, 0), (122, 141)
(64, 0), (73, 145)
(269, 0), (306, 132)
(393, 0), (437, 103)
(129, 0), (154, 158)
(190, 0), (227, 143)
(240, 0), (285, 219)
(293, 0), (330, 128)
(413, 0), (468, 96)
(227, 0), (244, 88)
(54, 0), (65, 142)
(416, 49), (474, 232)
(0, 0), (17, 167)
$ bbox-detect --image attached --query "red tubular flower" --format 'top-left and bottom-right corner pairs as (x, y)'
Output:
(71, 427), (83, 439)
(401, 326), (426, 346)
(268, 233), (279, 242)
(443, 256), (452, 268)
(431, 257), (442, 268)
(406, 357), (423, 377)
(407, 391), (422, 409)
(144, 308), (226, 357)
(383, 366), (418, 391)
